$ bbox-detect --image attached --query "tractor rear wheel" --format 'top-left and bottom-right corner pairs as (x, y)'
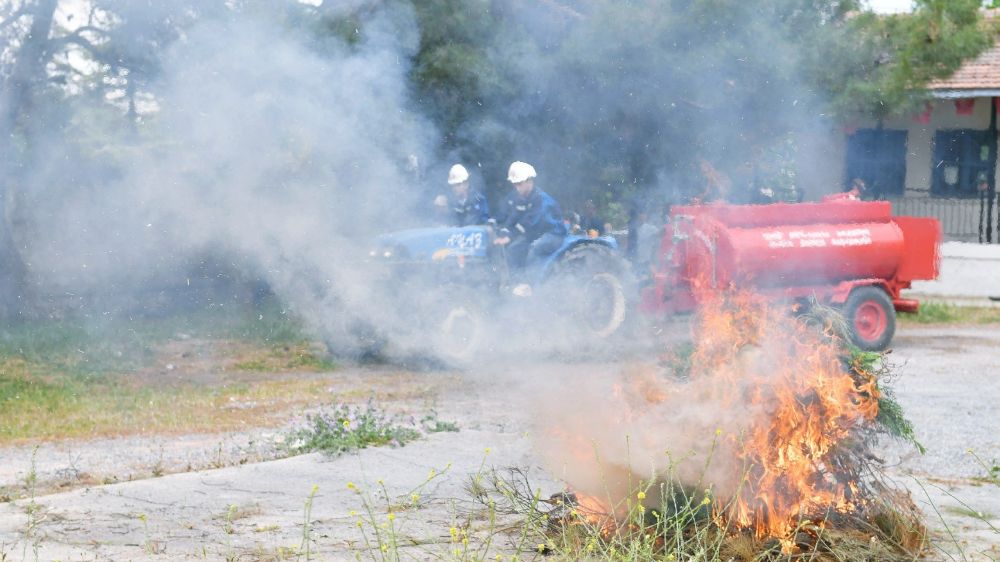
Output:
(548, 244), (631, 340)
(843, 286), (896, 351)
(581, 271), (627, 337)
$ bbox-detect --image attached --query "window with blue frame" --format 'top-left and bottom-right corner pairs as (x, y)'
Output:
(845, 129), (907, 198)
(931, 129), (993, 198)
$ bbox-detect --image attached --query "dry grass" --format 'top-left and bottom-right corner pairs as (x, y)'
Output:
(0, 298), (456, 444)
(229, 342), (336, 373)
(467, 466), (928, 562)
(1, 369), (323, 442)
(1, 366), (445, 443)
(0, 326), (447, 444)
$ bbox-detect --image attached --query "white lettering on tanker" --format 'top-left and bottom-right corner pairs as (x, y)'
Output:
(761, 228), (872, 249)
(788, 230), (830, 240)
(832, 227), (872, 247)
(798, 238), (827, 247)
(831, 236), (872, 247)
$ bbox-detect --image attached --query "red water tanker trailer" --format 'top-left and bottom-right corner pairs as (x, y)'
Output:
(638, 199), (941, 350)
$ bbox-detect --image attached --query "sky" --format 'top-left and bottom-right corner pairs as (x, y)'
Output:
(864, 0), (914, 13)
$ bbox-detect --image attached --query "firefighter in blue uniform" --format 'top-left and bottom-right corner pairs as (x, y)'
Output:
(445, 164), (490, 226)
(494, 161), (567, 295)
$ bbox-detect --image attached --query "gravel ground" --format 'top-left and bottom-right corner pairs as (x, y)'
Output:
(0, 325), (997, 560)
(882, 326), (1000, 479)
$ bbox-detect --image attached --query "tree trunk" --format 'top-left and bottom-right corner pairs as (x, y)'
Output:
(0, 0), (58, 320)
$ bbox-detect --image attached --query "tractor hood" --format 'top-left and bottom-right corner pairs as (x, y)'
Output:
(370, 225), (491, 261)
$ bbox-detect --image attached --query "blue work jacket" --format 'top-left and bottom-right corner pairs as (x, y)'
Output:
(452, 191), (490, 226)
(499, 187), (567, 241)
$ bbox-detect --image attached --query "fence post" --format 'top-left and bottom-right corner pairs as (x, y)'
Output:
(980, 191), (987, 243)
(996, 192), (1000, 244)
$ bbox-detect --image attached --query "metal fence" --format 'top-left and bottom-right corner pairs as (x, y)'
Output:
(888, 194), (1000, 243)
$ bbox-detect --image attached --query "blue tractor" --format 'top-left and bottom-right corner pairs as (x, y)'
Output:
(365, 224), (631, 364)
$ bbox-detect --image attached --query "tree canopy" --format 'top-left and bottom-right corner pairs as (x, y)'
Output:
(0, 0), (995, 316)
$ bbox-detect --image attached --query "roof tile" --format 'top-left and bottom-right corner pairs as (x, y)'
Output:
(930, 41), (1000, 91)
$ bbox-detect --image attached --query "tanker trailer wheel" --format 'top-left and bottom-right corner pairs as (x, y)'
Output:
(843, 286), (896, 351)
(549, 244), (630, 339)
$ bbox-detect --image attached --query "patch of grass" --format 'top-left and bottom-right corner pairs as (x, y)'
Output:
(980, 464), (1000, 485)
(461, 465), (925, 562)
(969, 450), (1000, 486)
(233, 343), (335, 373)
(335, 449), (926, 562)
(899, 301), (1000, 325)
(344, 462), (456, 559)
(0, 298), (351, 443)
(0, 372), (334, 443)
(286, 400), (423, 456)
(420, 410), (460, 433)
(944, 505), (994, 521)
(0, 297), (317, 377)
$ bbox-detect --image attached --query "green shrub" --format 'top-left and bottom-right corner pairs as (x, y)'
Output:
(286, 400), (423, 456)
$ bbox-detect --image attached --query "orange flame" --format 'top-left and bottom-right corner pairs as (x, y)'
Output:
(572, 493), (615, 533)
(538, 284), (880, 546)
(690, 286), (879, 539)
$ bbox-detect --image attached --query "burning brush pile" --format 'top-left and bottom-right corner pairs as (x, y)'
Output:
(478, 289), (926, 560)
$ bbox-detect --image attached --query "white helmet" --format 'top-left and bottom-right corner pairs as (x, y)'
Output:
(507, 161), (537, 183)
(447, 164), (470, 185)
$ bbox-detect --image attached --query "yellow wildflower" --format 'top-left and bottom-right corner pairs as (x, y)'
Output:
(387, 512), (395, 521)
(637, 491), (646, 500)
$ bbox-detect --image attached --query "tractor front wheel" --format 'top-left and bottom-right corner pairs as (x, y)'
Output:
(843, 286), (896, 351)
(430, 288), (487, 366)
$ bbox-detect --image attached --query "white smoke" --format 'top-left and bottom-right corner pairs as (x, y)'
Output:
(25, 3), (435, 351)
